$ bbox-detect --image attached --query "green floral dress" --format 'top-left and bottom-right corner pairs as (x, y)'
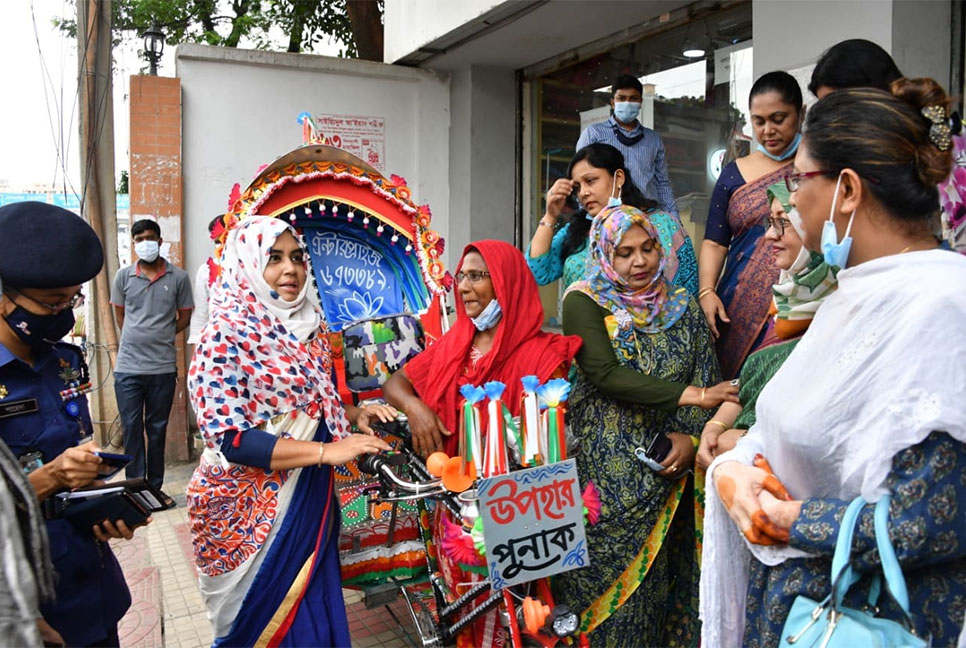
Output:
(732, 338), (801, 431)
(555, 293), (720, 646)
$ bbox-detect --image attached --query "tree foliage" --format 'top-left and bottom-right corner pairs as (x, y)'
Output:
(56, 0), (384, 60)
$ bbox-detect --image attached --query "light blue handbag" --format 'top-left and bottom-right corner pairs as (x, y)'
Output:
(779, 494), (929, 647)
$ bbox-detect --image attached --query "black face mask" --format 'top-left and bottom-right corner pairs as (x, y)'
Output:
(4, 305), (75, 350)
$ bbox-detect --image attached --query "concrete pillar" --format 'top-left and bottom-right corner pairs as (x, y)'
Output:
(129, 75), (190, 463)
(892, 0), (952, 88)
(447, 64), (517, 254)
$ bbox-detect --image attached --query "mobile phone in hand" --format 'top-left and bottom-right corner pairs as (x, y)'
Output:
(94, 452), (133, 479)
(635, 434), (672, 472)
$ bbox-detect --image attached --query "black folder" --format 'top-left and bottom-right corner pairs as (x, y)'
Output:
(57, 478), (167, 530)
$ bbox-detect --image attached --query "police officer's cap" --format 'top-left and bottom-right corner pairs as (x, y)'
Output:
(0, 202), (104, 288)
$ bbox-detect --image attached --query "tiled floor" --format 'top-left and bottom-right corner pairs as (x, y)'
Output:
(114, 459), (422, 648)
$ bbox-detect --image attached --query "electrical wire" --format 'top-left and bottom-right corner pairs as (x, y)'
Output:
(77, 339), (124, 445)
(30, 0), (117, 218)
(29, 0), (89, 200)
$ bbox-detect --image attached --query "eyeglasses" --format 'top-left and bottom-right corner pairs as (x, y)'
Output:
(9, 289), (85, 313)
(784, 170), (826, 192)
(762, 216), (793, 237)
(785, 169), (881, 193)
(455, 271), (491, 284)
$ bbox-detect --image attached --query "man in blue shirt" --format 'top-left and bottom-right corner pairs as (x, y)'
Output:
(576, 74), (679, 218)
(0, 202), (144, 647)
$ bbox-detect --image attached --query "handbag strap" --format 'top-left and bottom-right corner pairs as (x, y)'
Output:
(873, 494), (912, 614)
(830, 495), (914, 619)
(830, 495), (866, 584)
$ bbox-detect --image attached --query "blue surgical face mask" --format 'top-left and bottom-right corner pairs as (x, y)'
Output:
(613, 101), (641, 124)
(606, 173), (622, 208)
(471, 298), (502, 331)
(820, 173), (856, 270)
(586, 174), (622, 220)
(757, 132), (802, 162)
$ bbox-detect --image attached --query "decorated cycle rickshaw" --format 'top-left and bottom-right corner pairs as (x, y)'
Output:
(216, 117), (593, 646)
(217, 119), (450, 590)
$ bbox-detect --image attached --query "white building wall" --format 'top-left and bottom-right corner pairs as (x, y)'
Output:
(448, 66), (473, 252)
(176, 44), (451, 282)
(892, 0), (952, 87)
(468, 66), (516, 244)
(752, 0), (893, 79)
(384, 0), (509, 63)
(753, 0), (951, 88)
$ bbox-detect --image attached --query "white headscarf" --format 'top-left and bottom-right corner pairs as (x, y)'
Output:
(701, 249), (966, 647)
(190, 216), (351, 452)
(216, 215), (320, 343)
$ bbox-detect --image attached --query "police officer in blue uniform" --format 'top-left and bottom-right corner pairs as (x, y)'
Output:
(0, 202), (141, 647)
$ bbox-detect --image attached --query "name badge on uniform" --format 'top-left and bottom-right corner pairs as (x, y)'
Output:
(0, 398), (39, 419)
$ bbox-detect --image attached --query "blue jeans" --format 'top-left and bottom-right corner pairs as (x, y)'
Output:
(113, 372), (176, 490)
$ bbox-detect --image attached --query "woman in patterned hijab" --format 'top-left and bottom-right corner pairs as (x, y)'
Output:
(556, 205), (725, 645)
(186, 216), (390, 647)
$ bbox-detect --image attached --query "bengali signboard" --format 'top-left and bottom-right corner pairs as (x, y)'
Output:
(316, 113), (386, 171)
(477, 460), (588, 589)
(305, 229), (404, 332)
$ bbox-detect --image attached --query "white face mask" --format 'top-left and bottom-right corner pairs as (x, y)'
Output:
(471, 298), (503, 331)
(134, 239), (160, 262)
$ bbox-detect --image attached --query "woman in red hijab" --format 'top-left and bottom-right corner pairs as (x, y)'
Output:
(384, 240), (581, 647)
(384, 239), (582, 457)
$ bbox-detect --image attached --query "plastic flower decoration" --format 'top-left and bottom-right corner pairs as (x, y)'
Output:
(459, 384), (486, 404)
(537, 378), (572, 408)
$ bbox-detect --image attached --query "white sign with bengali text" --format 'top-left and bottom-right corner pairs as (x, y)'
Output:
(477, 460), (589, 589)
(316, 113), (386, 171)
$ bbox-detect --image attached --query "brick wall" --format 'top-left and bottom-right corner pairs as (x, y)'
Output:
(129, 75), (189, 462)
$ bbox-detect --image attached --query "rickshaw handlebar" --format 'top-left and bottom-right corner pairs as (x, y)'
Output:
(357, 452), (441, 494)
(358, 448), (463, 518)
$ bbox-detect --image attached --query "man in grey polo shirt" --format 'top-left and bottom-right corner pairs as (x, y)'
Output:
(110, 219), (192, 504)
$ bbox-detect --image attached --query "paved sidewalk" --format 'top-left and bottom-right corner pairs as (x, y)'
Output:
(113, 461), (210, 648)
(114, 459), (419, 648)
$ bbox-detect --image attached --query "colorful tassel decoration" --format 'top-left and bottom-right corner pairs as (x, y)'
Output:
(520, 375), (541, 466)
(441, 513), (486, 569)
(538, 379), (571, 464)
(459, 384), (485, 474)
(482, 381), (509, 476)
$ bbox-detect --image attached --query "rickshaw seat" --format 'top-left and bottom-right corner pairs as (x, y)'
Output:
(340, 313), (426, 393)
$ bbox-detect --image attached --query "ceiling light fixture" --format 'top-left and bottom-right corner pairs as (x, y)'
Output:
(682, 21), (706, 58)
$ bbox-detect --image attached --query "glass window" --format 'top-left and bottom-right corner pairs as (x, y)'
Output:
(529, 3), (754, 245)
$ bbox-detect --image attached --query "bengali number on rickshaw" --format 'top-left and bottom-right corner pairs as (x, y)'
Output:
(477, 460), (589, 588)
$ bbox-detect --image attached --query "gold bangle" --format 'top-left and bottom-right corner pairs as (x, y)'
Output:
(701, 387), (707, 403)
(317, 442), (326, 466)
(697, 288), (715, 299)
(707, 419), (729, 431)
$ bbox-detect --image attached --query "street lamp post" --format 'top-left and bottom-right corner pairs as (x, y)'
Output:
(142, 22), (164, 76)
